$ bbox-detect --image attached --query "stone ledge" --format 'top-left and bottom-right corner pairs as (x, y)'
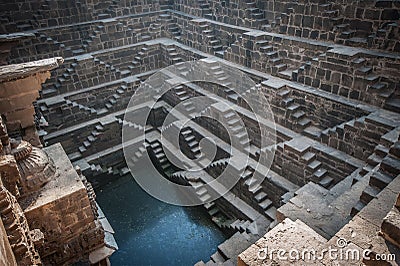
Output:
(0, 57), (64, 82)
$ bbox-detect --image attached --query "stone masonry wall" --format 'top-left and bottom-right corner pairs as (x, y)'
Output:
(0, 0), (165, 34)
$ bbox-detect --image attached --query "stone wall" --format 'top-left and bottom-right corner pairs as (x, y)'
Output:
(20, 144), (105, 265)
(8, 12), (166, 64)
(175, 0), (400, 52)
(175, 0), (269, 29)
(0, 0), (166, 34)
(273, 0), (400, 52)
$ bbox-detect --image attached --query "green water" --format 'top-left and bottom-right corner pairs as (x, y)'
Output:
(95, 174), (228, 266)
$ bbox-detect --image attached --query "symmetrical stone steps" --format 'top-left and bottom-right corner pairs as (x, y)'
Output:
(8, 11), (173, 64)
(147, 139), (172, 171)
(269, 0), (400, 51)
(181, 127), (202, 158)
(65, 98), (97, 115)
(42, 61), (79, 97)
(249, 37), (289, 75)
(76, 124), (105, 157)
(165, 46), (184, 65)
(240, 166), (277, 221)
(200, 21), (223, 54)
(104, 84), (128, 111)
(221, 109), (251, 151)
(205, 158), (229, 171)
(260, 83), (323, 138)
(351, 131), (400, 216)
(320, 113), (397, 161)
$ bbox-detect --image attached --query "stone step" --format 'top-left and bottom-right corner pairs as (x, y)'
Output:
(265, 206), (277, 220)
(360, 185), (380, 204)
(356, 66), (373, 75)
(161, 162), (171, 170)
(181, 129), (192, 136)
(208, 207), (219, 217)
(204, 202), (215, 210)
(369, 172), (393, 190)
(188, 140), (198, 148)
(210, 251), (225, 263)
(303, 126), (322, 139)
(255, 191), (267, 202)
(185, 135), (195, 142)
(228, 119), (240, 126)
(277, 88), (291, 97)
(83, 140), (91, 148)
(241, 169), (253, 180)
(292, 110), (305, 120)
(308, 160), (322, 171)
(369, 82), (387, 91)
(351, 201), (366, 216)
(298, 118), (312, 128)
(260, 45), (273, 52)
(259, 198), (272, 210)
(313, 168), (328, 180)
(319, 176), (334, 188)
(287, 103), (300, 112)
(200, 193), (211, 202)
(197, 187), (208, 197)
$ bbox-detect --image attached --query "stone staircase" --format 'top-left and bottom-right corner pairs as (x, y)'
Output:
(303, 151), (333, 189)
(167, 23), (182, 41)
(65, 98), (97, 115)
(181, 127), (202, 158)
(76, 123), (105, 158)
(104, 84), (128, 111)
(203, 60), (240, 103)
(172, 85), (197, 114)
(294, 51), (394, 108)
(255, 40), (288, 75)
(241, 0), (269, 29)
(128, 46), (156, 73)
(88, 162), (130, 177)
(197, 20), (224, 57)
(93, 57), (125, 79)
(165, 46), (184, 65)
(81, 24), (106, 53)
(129, 144), (147, 165)
(221, 109), (251, 150)
(240, 167), (277, 221)
(197, 0), (213, 19)
(42, 61), (78, 97)
(147, 140), (173, 172)
(351, 133), (400, 216)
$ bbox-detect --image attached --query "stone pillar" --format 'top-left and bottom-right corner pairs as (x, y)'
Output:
(0, 57), (63, 146)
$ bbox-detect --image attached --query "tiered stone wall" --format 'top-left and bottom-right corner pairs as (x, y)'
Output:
(175, 0), (269, 29)
(273, 0), (400, 52)
(296, 47), (400, 109)
(8, 12), (168, 64)
(0, 0), (165, 34)
(175, 0), (400, 52)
